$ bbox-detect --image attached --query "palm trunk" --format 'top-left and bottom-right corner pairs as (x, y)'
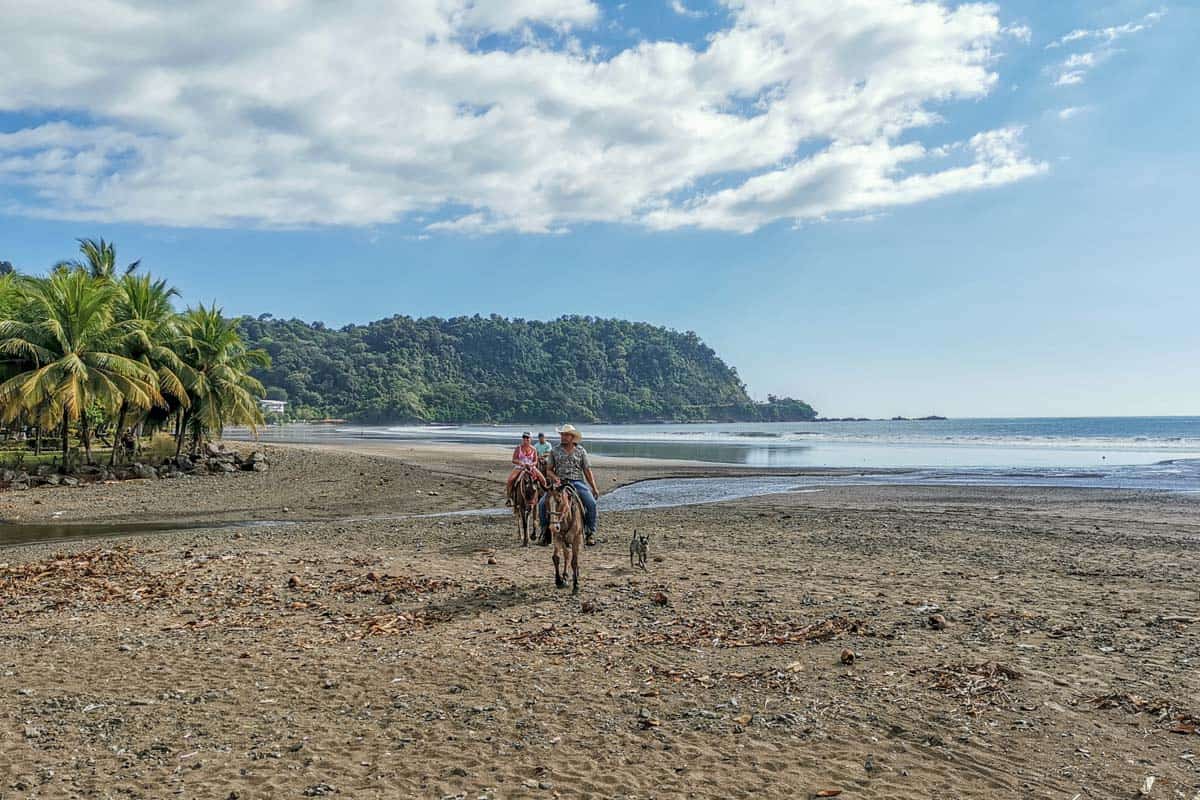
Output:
(175, 410), (188, 457)
(81, 413), (92, 464)
(34, 426), (40, 456)
(61, 412), (70, 469)
(110, 402), (128, 466)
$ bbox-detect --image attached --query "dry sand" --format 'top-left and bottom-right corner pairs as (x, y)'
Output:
(1, 442), (1199, 799)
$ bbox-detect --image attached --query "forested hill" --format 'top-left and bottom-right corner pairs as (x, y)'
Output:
(237, 314), (817, 424)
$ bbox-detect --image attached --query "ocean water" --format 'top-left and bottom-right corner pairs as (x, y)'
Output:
(237, 417), (1200, 493)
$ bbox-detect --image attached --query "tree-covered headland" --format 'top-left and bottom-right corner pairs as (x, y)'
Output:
(238, 315), (816, 424)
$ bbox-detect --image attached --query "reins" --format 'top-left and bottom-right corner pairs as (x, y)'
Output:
(548, 485), (579, 532)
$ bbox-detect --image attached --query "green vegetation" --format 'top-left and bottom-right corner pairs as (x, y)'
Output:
(0, 240), (816, 441)
(238, 315), (817, 424)
(0, 240), (267, 466)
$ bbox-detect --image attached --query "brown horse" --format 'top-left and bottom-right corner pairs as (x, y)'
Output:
(545, 482), (584, 594)
(508, 467), (540, 546)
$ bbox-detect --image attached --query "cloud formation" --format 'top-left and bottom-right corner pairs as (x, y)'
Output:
(0, 0), (1043, 233)
(1057, 106), (1091, 120)
(1048, 9), (1165, 87)
(669, 0), (706, 19)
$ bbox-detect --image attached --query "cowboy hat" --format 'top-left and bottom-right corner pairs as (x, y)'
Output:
(556, 423), (583, 441)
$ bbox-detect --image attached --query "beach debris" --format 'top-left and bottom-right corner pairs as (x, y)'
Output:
(302, 784), (337, 796)
(329, 572), (456, 597)
(814, 790), (843, 798)
(839, 648), (855, 665)
(652, 591), (670, 606)
(1088, 692), (1200, 732)
(921, 662), (1021, 714)
(928, 614), (948, 630)
(0, 547), (178, 608)
(1140, 775), (1156, 796)
(636, 707), (661, 729)
(581, 599), (597, 614)
(642, 615), (864, 649)
(287, 575), (302, 589)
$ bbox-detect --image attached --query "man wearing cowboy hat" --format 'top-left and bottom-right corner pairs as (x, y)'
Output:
(538, 424), (600, 546)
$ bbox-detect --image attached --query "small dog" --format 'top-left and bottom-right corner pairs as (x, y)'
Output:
(629, 529), (649, 570)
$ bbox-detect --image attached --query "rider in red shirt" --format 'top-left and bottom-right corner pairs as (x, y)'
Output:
(506, 432), (547, 502)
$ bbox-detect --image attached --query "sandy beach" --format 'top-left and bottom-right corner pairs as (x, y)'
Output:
(2, 442), (1199, 799)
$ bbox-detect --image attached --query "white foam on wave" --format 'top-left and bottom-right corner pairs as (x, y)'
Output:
(362, 424), (1200, 452)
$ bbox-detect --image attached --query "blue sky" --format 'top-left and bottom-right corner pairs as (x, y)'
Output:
(1, 0), (1196, 417)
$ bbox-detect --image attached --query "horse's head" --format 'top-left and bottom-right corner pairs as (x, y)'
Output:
(547, 483), (574, 535)
(518, 467), (538, 500)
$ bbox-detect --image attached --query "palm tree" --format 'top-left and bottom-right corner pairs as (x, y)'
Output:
(0, 270), (160, 465)
(55, 237), (140, 279)
(175, 304), (268, 455)
(110, 273), (190, 464)
(0, 272), (36, 451)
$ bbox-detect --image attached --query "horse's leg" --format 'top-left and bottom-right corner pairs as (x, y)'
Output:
(530, 492), (540, 543)
(553, 541), (565, 589)
(571, 527), (581, 595)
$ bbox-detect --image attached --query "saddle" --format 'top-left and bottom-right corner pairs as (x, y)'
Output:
(555, 482), (584, 521)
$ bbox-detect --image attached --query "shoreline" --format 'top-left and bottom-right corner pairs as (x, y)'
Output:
(6, 438), (1196, 541)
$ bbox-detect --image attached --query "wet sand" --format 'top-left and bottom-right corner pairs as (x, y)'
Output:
(1, 442), (1199, 798)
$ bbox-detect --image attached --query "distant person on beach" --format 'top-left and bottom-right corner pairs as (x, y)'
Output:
(535, 431), (552, 470)
(539, 424), (600, 546)
(506, 432), (546, 505)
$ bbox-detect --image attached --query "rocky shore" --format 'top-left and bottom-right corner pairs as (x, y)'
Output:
(0, 443), (270, 494)
(1, 443), (1198, 798)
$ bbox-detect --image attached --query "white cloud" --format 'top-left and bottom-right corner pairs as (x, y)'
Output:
(458, 0), (600, 32)
(644, 127), (1047, 232)
(1047, 9), (1164, 87)
(0, 0), (1043, 233)
(1048, 9), (1166, 48)
(1056, 105), (1091, 120)
(669, 0), (706, 19)
(1003, 24), (1033, 43)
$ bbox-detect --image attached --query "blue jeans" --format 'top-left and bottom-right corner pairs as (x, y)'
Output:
(539, 481), (597, 534)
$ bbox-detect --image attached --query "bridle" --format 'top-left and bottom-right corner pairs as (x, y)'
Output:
(547, 484), (576, 535)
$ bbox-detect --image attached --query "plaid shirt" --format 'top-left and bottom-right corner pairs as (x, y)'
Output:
(548, 444), (591, 481)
